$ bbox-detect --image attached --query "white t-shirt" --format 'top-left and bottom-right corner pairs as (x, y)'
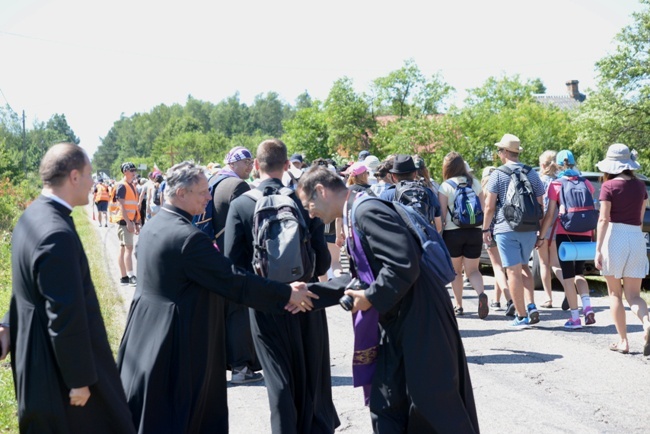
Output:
(439, 176), (482, 230)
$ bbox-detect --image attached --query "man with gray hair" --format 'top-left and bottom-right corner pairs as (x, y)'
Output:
(117, 161), (319, 433)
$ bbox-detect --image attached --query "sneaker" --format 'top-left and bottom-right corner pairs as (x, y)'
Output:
(583, 306), (596, 325)
(104, 224), (108, 227)
(490, 301), (502, 310)
(509, 316), (530, 329)
(527, 303), (540, 325)
(478, 293), (489, 319)
(505, 300), (516, 317)
(561, 296), (569, 311)
(231, 366), (264, 384)
(564, 318), (582, 329)
(119, 276), (129, 286)
(129, 276), (137, 287)
(99, 223), (103, 227)
(454, 306), (464, 316)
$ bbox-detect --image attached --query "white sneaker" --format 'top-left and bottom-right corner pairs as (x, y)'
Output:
(231, 366), (263, 384)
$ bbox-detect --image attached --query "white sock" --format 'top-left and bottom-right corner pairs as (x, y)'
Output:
(127, 271), (134, 278)
(581, 294), (591, 308)
(571, 309), (580, 321)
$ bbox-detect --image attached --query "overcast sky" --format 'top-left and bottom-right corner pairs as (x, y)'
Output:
(0, 0), (645, 158)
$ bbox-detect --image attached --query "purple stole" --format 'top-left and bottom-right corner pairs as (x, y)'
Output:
(345, 194), (380, 405)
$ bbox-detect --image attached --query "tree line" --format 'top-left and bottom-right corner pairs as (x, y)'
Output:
(3, 0), (650, 182)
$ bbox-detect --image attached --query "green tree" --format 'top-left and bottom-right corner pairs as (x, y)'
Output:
(282, 101), (330, 161)
(573, 0), (650, 172)
(249, 92), (290, 137)
(323, 77), (375, 157)
(45, 114), (80, 144)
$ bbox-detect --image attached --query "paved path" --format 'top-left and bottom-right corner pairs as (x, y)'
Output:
(85, 203), (650, 433)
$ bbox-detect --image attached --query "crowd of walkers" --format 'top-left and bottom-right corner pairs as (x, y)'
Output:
(1, 135), (649, 433)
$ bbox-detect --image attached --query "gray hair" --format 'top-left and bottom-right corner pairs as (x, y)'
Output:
(165, 161), (206, 198)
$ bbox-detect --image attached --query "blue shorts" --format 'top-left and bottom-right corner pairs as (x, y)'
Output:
(495, 231), (537, 268)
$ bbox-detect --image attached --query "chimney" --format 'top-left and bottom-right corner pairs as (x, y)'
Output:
(566, 80), (580, 98)
(565, 80), (585, 102)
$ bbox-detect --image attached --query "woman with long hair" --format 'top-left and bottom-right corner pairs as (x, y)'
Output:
(595, 144), (650, 355)
(438, 152), (488, 318)
(537, 150), (563, 308)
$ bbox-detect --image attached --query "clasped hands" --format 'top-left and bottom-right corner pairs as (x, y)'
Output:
(285, 282), (319, 314)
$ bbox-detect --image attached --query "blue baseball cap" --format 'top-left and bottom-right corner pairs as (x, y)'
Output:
(556, 150), (575, 166)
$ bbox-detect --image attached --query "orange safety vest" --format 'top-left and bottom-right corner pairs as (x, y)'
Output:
(109, 181), (140, 223)
(94, 183), (110, 202)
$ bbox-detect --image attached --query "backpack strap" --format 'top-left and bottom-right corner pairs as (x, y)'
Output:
(243, 188), (264, 202)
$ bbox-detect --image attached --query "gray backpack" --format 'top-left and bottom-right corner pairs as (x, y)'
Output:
(245, 187), (315, 283)
(497, 165), (543, 232)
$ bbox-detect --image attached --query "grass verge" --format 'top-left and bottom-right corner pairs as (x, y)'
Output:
(0, 207), (124, 433)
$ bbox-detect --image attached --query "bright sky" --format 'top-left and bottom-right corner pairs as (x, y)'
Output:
(0, 0), (645, 158)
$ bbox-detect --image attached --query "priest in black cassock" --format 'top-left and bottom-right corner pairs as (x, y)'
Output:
(224, 139), (338, 434)
(3, 143), (135, 433)
(116, 161), (319, 434)
(297, 167), (480, 434)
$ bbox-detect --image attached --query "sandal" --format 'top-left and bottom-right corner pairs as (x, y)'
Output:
(541, 300), (553, 309)
(454, 306), (464, 316)
(609, 343), (629, 354)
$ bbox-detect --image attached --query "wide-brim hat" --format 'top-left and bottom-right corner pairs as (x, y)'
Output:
(389, 154), (417, 174)
(596, 143), (640, 174)
(495, 133), (523, 153)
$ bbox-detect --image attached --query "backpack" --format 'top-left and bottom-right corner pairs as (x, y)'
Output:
(350, 195), (455, 288)
(557, 177), (598, 233)
(445, 178), (483, 228)
(497, 165), (543, 232)
(152, 183), (161, 206)
(244, 186), (316, 283)
(394, 179), (435, 224)
(192, 174), (229, 241)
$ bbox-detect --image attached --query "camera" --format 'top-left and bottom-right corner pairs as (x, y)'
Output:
(339, 278), (369, 311)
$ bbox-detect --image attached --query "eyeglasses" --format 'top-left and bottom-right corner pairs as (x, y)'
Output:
(235, 159), (254, 166)
(128, 169), (138, 172)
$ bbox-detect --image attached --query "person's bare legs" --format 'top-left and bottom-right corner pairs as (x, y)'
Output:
(464, 257), (484, 295)
(521, 265), (535, 307)
(450, 256), (465, 310)
(537, 239), (554, 306)
(487, 246), (511, 304)
(505, 264), (526, 317)
(622, 277), (650, 352)
(605, 275), (629, 352)
(118, 245), (127, 277)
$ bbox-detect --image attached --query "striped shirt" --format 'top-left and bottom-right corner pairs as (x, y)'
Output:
(486, 163), (545, 235)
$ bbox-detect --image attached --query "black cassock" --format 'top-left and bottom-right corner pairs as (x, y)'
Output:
(337, 197), (480, 433)
(117, 204), (293, 434)
(224, 178), (339, 434)
(9, 196), (135, 433)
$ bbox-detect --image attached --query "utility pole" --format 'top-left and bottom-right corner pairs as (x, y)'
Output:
(22, 110), (26, 176)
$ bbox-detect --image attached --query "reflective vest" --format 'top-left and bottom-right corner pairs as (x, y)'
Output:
(109, 181), (140, 223)
(94, 184), (110, 202)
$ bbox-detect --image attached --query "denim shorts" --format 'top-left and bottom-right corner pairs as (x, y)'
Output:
(495, 231), (537, 268)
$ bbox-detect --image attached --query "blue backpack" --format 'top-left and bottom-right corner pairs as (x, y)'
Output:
(192, 174), (229, 241)
(445, 178), (483, 228)
(351, 195), (456, 288)
(558, 177), (598, 233)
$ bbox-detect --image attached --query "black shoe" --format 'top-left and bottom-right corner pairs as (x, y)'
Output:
(454, 306), (464, 316)
(119, 276), (129, 286)
(561, 296), (569, 311)
(505, 300), (516, 317)
(129, 276), (137, 287)
(478, 293), (489, 319)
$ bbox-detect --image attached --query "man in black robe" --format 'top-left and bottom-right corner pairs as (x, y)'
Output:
(117, 161), (318, 434)
(224, 139), (338, 434)
(297, 167), (480, 434)
(2, 143), (135, 433)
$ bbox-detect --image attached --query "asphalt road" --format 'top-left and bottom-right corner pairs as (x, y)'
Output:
(86, 203), (650, 433)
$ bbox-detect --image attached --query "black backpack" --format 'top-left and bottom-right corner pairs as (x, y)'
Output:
(192, 174), (229, 241)
(152, 183), (161, 206)
(394, 180), (436, 225)
(497, 165), (543, 232)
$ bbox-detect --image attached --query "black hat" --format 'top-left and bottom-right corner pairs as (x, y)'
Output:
(121, 162), (136, 173)
(358, 150), (370, 161)
(389, 154), (417, 174)
(290, 153), (304, 164)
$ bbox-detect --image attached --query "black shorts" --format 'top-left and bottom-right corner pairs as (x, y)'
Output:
(556, 234), (591, 279)
(442, 227), (482, 259)
(95, 201), (108, 212)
